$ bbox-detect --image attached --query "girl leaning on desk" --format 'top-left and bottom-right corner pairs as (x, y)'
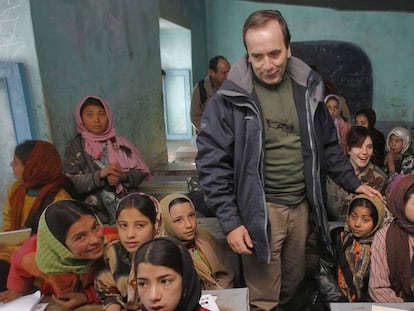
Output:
(0, 199), (117, 309)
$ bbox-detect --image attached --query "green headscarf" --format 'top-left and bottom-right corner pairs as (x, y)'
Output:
(35, 202), (98, 275)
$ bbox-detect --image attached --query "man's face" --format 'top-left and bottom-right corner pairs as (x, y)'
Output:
(209, 59), (230, 87)
(245, 20), (291, 85)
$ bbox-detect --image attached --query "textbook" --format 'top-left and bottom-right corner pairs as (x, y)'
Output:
(0, 228), (31, 246)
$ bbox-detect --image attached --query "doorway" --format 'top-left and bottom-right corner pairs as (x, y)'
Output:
(159, 18), (195, 163)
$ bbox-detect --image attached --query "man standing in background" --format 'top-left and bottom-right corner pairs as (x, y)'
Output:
(190, 55), (230, 131)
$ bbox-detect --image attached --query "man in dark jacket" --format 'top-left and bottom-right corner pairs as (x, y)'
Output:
(196, 10), (382, 311)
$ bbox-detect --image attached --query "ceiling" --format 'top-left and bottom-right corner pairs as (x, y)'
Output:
(250, 0), (414, 12)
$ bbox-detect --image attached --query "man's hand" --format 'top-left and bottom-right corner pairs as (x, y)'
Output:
(51, 292), (88, 309)
(355, 184), (383, 201)
(0, 290), (24, 303)
(226, 225), (253, 255)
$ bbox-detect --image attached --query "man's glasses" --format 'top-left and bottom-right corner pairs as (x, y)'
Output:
(266, 118), (294, 134)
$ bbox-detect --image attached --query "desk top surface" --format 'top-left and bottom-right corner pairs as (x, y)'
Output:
(330, 302), (414, 311)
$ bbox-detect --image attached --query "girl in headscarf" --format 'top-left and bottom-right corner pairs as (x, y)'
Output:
(369, 175), (414, 302)
(324, 94), (351, 153)
(0, 200), (117, 309)
(355, 107), (386, 167)
(95, 192), (162, 311)
(331, 194), (385, 302)
(160, 193), (234, 290)
(63, 96), (151, 225)
(0, 140), (71, 291)
(384, 126), (414, 178)
(135, 237), (208, 311)
(326, 126), (387, 221)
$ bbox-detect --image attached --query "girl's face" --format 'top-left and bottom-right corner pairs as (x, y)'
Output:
(348, 136), (373, 174)
(137, 262), (182, 311)
(169, 202), (196, 242)
(404, 193), (414, 223)
(81, 104), (109, 135)
(117, 207), (156, 253)
(355, 114), (369, 128)
(10, 156), (24, 180)
(348, 205), (374, 238)
(65, 214), (105, 260)
(326, 98), (340, 119)
(389, 134), (404, 155)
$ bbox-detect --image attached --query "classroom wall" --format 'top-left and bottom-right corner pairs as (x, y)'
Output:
(205, 0), (414, 125)
(0, 0), (48, 211)
(29, 0), (167, 167)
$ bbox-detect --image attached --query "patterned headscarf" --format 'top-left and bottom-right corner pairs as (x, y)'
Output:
(386, 175), (414, 301)
(10, 140), (66, 230)
(75, 96), (151, 189)
(340, 194), (385, 300)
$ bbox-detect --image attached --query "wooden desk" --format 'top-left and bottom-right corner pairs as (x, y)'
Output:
(42, 297), (101, 311)
(44, 288), (250, 311)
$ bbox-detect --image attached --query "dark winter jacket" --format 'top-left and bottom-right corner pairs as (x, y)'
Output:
(196, 55), (361, 262)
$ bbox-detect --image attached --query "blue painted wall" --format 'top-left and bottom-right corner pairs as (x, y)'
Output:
(205, 0), (414, 124)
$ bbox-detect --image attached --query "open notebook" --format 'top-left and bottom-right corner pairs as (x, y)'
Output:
(0, 228), (31, 246)
(0, 291), (43, 311)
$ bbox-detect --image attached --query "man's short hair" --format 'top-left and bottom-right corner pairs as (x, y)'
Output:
(242, 10), (291, 49)
(209, 55), (228, 72)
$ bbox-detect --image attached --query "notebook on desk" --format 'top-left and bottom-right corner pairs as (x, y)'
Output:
(0, 228), (31, 246)
(202, 288), (249, 311)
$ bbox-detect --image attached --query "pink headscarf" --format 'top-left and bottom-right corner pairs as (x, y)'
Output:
(75, 96), (151, 189)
